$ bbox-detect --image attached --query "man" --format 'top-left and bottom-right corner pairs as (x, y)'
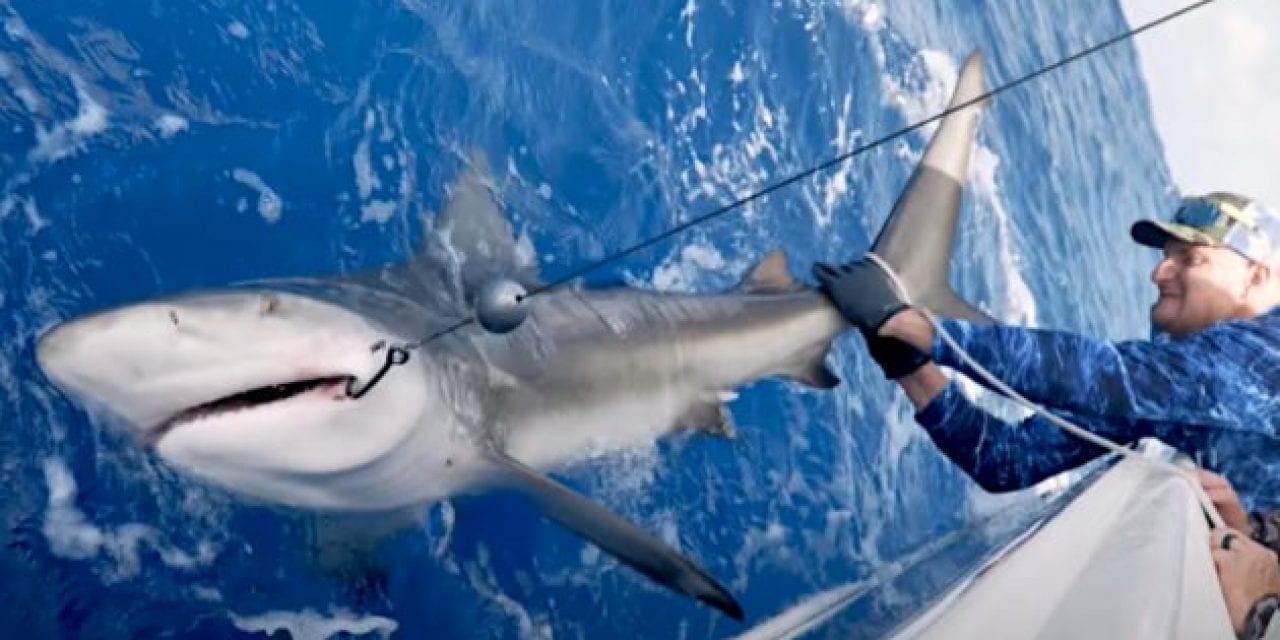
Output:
(814, 192), (1280, 509)
(1203, 470), (1280, 638)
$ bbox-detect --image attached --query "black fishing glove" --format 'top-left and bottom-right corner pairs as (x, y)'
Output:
(865, 334), (930, 379)
(812, 259), (909, 333)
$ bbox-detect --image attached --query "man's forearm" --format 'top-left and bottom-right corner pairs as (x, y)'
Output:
(897, 361), (948, 410)
(880, 308), (935, 352)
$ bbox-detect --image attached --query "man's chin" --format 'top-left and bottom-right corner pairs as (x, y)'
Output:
(1150, 304), (1180, 335)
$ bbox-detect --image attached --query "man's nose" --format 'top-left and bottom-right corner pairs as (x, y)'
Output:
(1151, 257), (1176, 284)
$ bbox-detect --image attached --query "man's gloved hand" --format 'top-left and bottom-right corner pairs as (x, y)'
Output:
(812, 259), (909, 333)
(813, 258), (929, 379)
(865, 334), (930, 379)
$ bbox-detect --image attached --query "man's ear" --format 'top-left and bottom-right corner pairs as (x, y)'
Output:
(1250, 262), (1273, 289)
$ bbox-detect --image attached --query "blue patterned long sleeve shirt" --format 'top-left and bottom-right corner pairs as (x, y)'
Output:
(915, 308), (1280, 510)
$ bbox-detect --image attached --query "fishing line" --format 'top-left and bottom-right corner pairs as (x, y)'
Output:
(349, 0), (1220, 394)
(520, 0), (1218, 301)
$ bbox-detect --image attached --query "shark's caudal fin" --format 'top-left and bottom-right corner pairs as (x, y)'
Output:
(489, 450), (745, 621)
(869, 50), (991, 324)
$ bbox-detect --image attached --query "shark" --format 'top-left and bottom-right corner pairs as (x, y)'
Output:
(35, 52), (990, 621)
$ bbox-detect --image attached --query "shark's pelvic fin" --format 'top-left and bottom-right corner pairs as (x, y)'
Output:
(677, 400), (737, 439)
(738, 250), (802, 294)
(869, 50), (992, 324)
(786, 353), (841, 389)
(489, 450), (744, 620)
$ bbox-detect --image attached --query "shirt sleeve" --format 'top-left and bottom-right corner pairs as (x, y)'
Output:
(1244, 594), (1280, 640)
(929, 318), (1264, 431)
(914, 381), (1146, 492)
(1250, 511), (1280, 556)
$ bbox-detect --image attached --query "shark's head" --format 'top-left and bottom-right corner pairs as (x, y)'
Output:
(36, 288), (446, 510)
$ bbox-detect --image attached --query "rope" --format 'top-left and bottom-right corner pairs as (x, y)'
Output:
(862, 252), (1226, 529)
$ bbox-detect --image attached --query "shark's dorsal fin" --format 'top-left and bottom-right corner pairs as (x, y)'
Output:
(869, 51), (992, 324)
(435, 151), (541, 299)
(349, 152), (540, 313)
(738, 250), (801, 294)
(488, 449), (743, 620)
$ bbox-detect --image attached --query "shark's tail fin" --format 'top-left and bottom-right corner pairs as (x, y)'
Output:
(870, 50), (991, 324)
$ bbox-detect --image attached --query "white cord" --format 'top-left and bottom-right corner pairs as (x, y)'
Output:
(862, 252), (1225, 529)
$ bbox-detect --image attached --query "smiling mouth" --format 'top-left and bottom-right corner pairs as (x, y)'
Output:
(148, 375), (353, 445)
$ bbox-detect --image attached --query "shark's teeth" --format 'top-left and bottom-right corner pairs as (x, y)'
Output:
(147, 375), (352, 445)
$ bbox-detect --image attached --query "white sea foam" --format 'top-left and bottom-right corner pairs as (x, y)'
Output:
(841, 0), (887, 33)
(881, 395), (922, 467)
(351, 108), (410, 225)
(226, 21), (250, 39)
(819, 91), (861, 228)
(353, 110), (379, 200)
(41, 458), (217, 582)
(731, 518), (797, 591)
(679, 0), (698, 49)
(0, 52), (41, 112)
(1, 194), (49, 231)
(650, 243), (729, 292)
(360, 200), (396, 224)
(969, 144), (1038, 325)
(463, 546), (553, 640)
(230, 608), (398, 640)
(879, 49), (957, 141)
(30, 79), (109, 164)
(154, 113), (189, 138)
(231, 168), (284, 223)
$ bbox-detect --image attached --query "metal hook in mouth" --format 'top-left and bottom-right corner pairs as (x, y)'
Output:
(345, 345), (412, 399)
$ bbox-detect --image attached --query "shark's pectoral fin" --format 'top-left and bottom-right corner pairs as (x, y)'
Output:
(488, 450), (744, 620)
(677, 399), (737, 439)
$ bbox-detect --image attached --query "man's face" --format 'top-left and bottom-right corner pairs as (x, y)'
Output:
(1149, 240), (1255, 337)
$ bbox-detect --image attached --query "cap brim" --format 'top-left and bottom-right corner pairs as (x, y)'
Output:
(1130, 220), (1209, 249)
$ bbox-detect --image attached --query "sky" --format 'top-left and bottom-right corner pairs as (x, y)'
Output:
(1119, 0), (1280, 209)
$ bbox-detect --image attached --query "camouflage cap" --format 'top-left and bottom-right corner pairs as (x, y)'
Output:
(1131, 192), (1280, 264)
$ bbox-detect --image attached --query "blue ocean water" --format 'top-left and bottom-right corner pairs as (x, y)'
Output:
(0, 1), (1177, 638)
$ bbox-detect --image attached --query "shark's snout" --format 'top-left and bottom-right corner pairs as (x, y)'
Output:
(36, 291), (398, 435)
(36, 322), (77, 384)
(36, 309), (151, 414)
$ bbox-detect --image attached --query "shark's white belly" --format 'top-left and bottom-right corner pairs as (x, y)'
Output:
(500, 380), (704, 470)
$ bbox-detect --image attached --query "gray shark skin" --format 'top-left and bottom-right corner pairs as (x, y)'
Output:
(35, 52), (988, 622)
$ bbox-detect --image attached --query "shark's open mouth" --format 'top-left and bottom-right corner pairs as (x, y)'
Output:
(148, 375), (353, 444)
